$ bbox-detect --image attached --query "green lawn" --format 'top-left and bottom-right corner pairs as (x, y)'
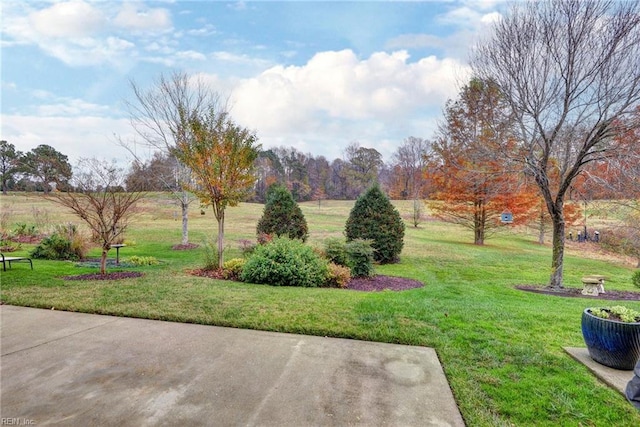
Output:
(2, 194), (640, 426)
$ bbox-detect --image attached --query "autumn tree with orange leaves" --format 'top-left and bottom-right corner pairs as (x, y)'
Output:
(428, 78), (539, 245)
(176, 108), (260, 269)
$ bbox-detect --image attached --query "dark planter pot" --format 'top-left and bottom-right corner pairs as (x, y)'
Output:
(582, 309), (640, 370)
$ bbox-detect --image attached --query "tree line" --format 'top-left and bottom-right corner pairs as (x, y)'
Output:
(0, 142), (73, 194)
(2, 1), (639, 289)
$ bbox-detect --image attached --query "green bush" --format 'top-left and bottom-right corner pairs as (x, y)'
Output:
(257, 184), (308, 242)
(31, 224), (88, 261)
(323, 237), (348, 266)
(127, 256), (159, 266)
(345, 184), (405, 264)
(324, 262), (351, 288)
(223, 258), (245, 281)
(241, 237), (327, 287)
(345, 239), (375, 278)
(632, 270), (640, 289)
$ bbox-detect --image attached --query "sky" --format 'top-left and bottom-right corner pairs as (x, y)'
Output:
(1, 0), (505, 166)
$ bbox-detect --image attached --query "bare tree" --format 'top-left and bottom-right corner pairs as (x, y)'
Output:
(48, 159), (145, 274)
(390, 136), (432, 200)
(122, 71), (221, 246)
(472, 0), (640, 288)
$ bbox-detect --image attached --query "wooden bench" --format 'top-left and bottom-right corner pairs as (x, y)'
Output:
(1, 253), (33, 272)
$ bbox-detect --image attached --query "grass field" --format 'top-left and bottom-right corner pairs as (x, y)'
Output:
(2, 193), (640, 426)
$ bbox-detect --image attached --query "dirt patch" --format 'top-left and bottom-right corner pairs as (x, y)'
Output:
(516, 284), (640, 301)
(347, 275), (424, 292)
(63, 272), (144, 281)
(172, 243), (200, 250)
(189, 268), (226, 280)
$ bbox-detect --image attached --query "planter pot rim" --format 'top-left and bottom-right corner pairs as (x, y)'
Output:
(584, 308), (640, 325)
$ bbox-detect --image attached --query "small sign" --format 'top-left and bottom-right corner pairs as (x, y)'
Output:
(500, 212), (513, 224)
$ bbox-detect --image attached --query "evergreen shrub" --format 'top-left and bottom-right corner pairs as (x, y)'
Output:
(345, 184), (405, 263)
(345, 238), (375, 278)
(257, 184), (308, 242)
(241, 237), (327, 287)
(323, 237), (348, 266)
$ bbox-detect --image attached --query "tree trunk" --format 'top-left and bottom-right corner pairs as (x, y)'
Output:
(538, 206), (545, 245)
(549, 212), (566, 289)
(474, 201), (485, 245)
(217, 211), (225, 269)
(100, 248), (109, 275)
(180, 193), (189, 245)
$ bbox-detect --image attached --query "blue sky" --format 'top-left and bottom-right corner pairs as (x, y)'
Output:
(1, 1), (504, 164)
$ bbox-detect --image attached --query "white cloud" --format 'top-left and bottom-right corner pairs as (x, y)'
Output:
(1, 1), (173, 68)
(35, 98), (112, 117)
(35, 36), (136, 67)
(175, 50), (206, 61)
(3, 114), (136, 164)
(232, 49), (466, 128)
(439, 3), (503, 30)
(29, 0), (106, 38)
(480, 12), (502, 25)
(230, 49), (468, 160)
(187, 24), (216, 37)
(114, 3), (172, 32)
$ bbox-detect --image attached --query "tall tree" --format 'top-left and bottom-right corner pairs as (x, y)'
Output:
(389, 137), (431, 200)
(176, 109), (260, 269)
(124, 71), (219, 246)
(125, 151), (179, 192)
(472, 0), (640, 287)
(306, 155), (331, 205)
(0, 140), (22, 195)
(20, 144), (72, 193)
(273, 147), (311, 201)
(428, 79), (538, 245)
(344, 142), (383, 198)
(253, 150), (284, 202)
(48, 158), (144, 274)
(327, 158), (349, 199)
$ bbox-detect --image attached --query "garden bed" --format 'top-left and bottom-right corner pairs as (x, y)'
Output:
(516, 285), (640, 301)
(188, 269), (424, 292)
(63, 272), (144, 281)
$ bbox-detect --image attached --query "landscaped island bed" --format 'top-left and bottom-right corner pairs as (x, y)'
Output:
(1, 194), (639, 426)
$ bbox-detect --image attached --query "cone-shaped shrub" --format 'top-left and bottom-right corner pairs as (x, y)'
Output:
(345, 184), (405, 264)
(257, 184), (308, 242)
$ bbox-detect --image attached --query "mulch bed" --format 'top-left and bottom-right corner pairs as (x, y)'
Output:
(516, 285), (640, 301)
(188, 269), (424, 292)
(63, 272), (144, 281)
